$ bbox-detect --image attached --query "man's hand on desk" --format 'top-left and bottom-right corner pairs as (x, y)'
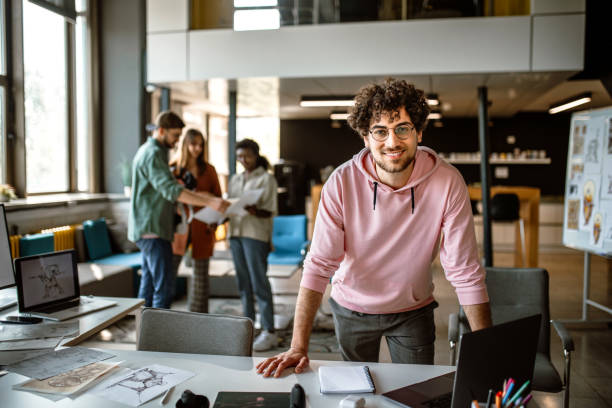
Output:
(256, 347), (309, 378)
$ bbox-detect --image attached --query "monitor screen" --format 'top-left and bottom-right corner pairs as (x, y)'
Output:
(0, 204), (15, 289)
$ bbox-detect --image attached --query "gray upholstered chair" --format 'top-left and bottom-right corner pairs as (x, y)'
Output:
(137, 308), (254, 356)
(448, 267), (574, 408)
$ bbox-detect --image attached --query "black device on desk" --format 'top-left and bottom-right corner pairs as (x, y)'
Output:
(382, 314), (541, 408)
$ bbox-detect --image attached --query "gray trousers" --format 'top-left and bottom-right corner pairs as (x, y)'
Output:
(329, 298), (437, 364)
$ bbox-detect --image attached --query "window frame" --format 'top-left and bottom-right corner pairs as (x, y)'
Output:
(3, 0), (94, 197)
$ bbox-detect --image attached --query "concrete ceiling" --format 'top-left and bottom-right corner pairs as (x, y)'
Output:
(167, 73), (612, 120)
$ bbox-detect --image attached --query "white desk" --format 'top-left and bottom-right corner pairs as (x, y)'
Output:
(0, 296), (144, 346)
(0, 349), (455, 407)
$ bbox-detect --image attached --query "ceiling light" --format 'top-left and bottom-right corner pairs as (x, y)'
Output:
(428, 112), (442, 120)
(234, 0), (278, 7)
(426, 93), (440, 106)
(548, 92), (592, 114)
(300, 96), (354, 107)
(330, 111), (349, 120)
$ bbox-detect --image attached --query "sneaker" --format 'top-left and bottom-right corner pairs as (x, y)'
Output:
(253, 330), (278, 352)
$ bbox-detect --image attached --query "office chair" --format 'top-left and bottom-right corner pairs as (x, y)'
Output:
(267, 214), (310, 269)
(137, 308), (254, 356)
(490, 193), (526, 267)
(448, 267), (574, 408)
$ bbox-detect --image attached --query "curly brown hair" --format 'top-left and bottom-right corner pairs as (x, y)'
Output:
(347, 78), (430, 137)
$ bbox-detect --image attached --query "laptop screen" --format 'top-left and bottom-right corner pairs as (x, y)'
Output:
(16, 250), (80, 312)
(0, 204), (16, 289)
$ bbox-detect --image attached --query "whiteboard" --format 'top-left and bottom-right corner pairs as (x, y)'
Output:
(562, 106), (612, 257)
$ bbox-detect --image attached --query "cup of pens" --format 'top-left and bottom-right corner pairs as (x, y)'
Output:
(472, 378), (532, 408)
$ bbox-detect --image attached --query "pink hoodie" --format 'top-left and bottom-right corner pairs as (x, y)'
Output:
(301, 146), (488, 314)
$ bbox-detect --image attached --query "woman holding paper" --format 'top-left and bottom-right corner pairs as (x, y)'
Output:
(228, 138), (278, 352)
(169, 128), (222, 313)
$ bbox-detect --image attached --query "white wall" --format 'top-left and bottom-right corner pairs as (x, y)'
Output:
(146, 0), (188, 32)
(147, 12), (585, 83)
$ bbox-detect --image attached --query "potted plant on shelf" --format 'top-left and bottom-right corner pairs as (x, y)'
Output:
(0, 184), (17, 202)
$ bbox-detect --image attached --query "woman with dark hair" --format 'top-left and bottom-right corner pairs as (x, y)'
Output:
(228, 138), (278, 351)
(170, 128), (222, 313)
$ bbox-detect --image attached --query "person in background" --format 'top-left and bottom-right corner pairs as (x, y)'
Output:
(128, 111), (230, 309)
(169, 128), (222, 313)
(256, 78), (491, 377)
(228, 139), (278, 352)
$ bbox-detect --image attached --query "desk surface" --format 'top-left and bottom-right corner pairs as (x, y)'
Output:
(0, 349), (455, 407)
(0, 294), (144, 346)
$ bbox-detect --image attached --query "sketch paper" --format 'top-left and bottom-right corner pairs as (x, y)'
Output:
(584, 120), (604, 175)
(569, 162), (584, 186)
(0, 349), (51, 366)
(0, 336), (62, 351)
(0, 321), (78, 342)
(6, 346), (115, 380)
(566, 199), (580, 230)
(194, 188), (264, 225)
(13, 361), (119, 395)
(591, 212), (604, 247)
(580, 179), (599, 230)
(90, 364), (194, 407)
(571, 122), (586, 156)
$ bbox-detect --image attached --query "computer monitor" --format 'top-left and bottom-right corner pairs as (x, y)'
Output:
(0, 203), (16, 289)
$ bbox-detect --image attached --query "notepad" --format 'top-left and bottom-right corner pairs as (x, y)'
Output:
(318, 365), (375, 394)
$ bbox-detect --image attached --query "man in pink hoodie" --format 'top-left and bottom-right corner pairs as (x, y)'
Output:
(257, 79), (492, 377)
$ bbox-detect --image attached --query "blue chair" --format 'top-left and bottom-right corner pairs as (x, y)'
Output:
(267, 215), (309, 268)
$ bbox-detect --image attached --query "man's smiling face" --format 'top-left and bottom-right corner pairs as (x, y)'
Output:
(363, 107), (422, 177)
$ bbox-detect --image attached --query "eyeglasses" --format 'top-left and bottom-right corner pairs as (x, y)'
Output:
(368, 123), (416, 142)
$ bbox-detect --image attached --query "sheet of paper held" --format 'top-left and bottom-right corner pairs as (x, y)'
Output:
(5, 346), (115, 380)
(194, 188), (264, 224)
(0, 321), (79, 342)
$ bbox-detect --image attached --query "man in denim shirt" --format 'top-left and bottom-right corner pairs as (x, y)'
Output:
(128, 111), (229, 308)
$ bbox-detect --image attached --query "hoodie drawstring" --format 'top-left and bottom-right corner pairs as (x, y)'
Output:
(373, 181), (378, 210)
(372, 183), (415, 213)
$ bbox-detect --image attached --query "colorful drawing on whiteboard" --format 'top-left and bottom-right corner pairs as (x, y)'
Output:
(572, 124), (585, 156)
(570, 163), (584, 184)
(591, 213), (603, 247)
(582, 180), (596, 228)
(567, 199), (579, 230)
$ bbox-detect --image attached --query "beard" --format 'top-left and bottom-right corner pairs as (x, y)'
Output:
(372, 148), (416, 173)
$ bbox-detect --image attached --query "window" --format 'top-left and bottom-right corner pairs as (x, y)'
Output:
(75, 0), (89, 191)
(23, 0), (69, 193)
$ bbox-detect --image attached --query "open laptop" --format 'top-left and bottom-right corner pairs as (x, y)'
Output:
(382, 314), (541, 408)
(15, 249), (117, 321)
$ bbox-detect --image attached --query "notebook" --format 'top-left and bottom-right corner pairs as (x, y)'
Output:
(318, 365), (375, 394)
(14, 249), (116, 321)
(382, 314), (541, 408)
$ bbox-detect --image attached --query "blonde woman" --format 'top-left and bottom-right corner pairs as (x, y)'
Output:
(170, 128), (222, 313)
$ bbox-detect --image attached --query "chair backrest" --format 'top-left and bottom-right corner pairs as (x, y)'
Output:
(19, 233), (55, 257)
(490, 193), (520, 221)
(137, 308), (254, 356)
(461, 267), (550, 357)
(271, 215), (307, 255)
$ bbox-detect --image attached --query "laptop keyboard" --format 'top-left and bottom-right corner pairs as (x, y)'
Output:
(422, 392), (452, 408)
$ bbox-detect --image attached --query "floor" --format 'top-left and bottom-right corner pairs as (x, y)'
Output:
(81, 249), (612, 408)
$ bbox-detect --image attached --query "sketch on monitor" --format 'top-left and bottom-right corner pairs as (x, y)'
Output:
(28, 264), (67, 299)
